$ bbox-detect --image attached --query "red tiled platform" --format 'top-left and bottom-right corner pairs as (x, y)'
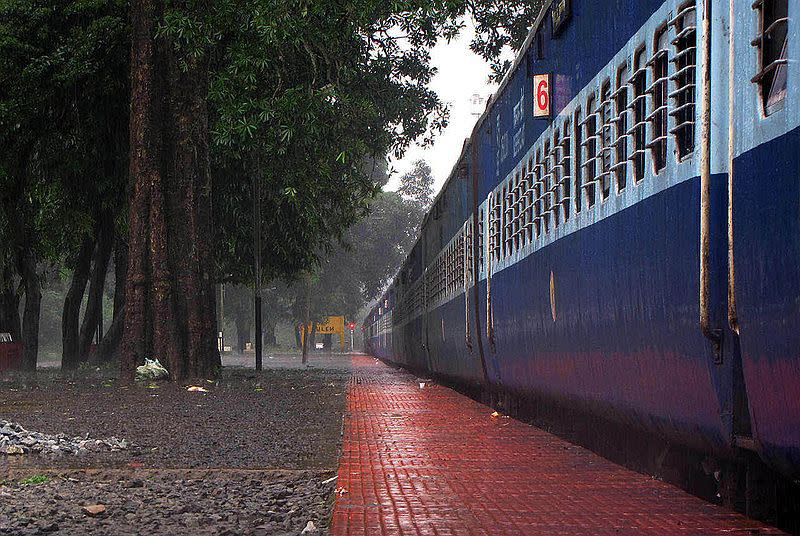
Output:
(331, 354), (784, 535)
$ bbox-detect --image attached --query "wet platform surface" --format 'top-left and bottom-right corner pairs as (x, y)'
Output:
(331, 354), (784, 535)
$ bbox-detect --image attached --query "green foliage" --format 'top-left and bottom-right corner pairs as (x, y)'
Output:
(0, 0), (129, 266)
(0, 0), (540, 334)
(397, 159), (435, 211)
(19, 475), (49, 485)
(469, 1), (544, 82)
(296, 159), (432, 320)
(202, 0), (461, 286)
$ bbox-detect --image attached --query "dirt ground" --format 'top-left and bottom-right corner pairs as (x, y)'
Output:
(0, 353), (351, 535)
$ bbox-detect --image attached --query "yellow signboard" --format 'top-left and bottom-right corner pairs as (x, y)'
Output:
(302, 316), (345, 349)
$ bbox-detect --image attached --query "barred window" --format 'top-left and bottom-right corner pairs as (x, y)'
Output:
(513, 171), (524, 250)
(599, 80), (613, 200)
(489, 193), (502, 263)
(502, 183), (511, 257)
(648, 27), (669, 173)
(504, 177), (515, 254)
(574, 108), (583, 213)
(477, 209), (485, 273)
(523, 158), (534, 243)
(582, 94), (598, 208)
(463, 221), (473, 285)
(612, 63), (630, 191)
(549, 133), (562, 227)
(444, 236), (463, 296)
(669, 1), (697, 159)
(752, 0), (788, 115)
(533, 150), (544, 237)
(559, 120), (572, 220)
(411, 278), (424, 314)
(630, 46), (649, 182)
(542, 140), (552, 233)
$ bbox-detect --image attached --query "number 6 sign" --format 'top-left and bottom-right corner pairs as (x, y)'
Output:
(533, 74), (551, 118)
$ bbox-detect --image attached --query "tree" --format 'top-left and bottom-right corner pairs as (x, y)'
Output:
(119, 1), (543, 379)
(397, 160), (435, 212)
(121, 0), (465, 379)
(296, 175), (429, 326)
(0, 0), (540, 376)
(0, 0), (129, 370)
(468, 1), (543, 82)
(120, 0), (220, 380)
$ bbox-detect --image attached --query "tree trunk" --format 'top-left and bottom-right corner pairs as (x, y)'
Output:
(121, 0), (220, 381)
(17, 251), (40, 371)
(91, 305), (125, 365)
(61, 235), (94, 370)
(112, 235), (128, 319)
(234, 312), (250, 354)
(0, 266), (21, 340)
(79, 216), (114, 361)
(301, 322), (309, 363)
(89, 235), (128, 365)
(264, 317), (277, 347)
(301, 275), (311, 364)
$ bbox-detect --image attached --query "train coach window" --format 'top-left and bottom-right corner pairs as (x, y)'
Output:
(542, 140), (552, 233)
(559, 121), (572, 221)
(612, 63), (630, 191)
(490, 194), (502, 263)
(506, 177), (516, 253)
(574, 108), (583, 214)
(524, 158), (534, 242)
(752, 0), (788, 115)
(582, 94), (598, 208)
(599, 80), (613, 200)
(647, 26), (669, 173)
(463, 222), (473, 284)
(630, 46), (649, 183)
(550, 134), (561, 227)
(533, 151), (544, 237)
(502, 183), (511, 257)
(513, 171), (524, 249)
(478, 209), (485, 273)
(669, 1), (697, 159)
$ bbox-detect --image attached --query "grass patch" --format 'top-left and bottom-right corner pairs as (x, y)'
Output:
(19, 475), (49, 485)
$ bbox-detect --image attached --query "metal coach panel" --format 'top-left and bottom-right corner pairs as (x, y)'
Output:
(490, 177), (728, 454)
(728, 0), (800, 478)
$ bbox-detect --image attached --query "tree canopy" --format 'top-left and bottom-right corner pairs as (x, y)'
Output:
(0, 0), (542, 376)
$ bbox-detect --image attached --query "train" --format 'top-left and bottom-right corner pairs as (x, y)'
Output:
(364, 0), (799, 487)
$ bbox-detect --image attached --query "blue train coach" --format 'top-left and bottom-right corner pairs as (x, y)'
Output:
(364, 0), (799, 485)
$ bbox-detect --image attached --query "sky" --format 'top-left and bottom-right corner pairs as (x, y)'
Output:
(385, 23), (498, 194)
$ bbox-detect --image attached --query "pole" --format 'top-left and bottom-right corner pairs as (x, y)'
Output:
(218, 283), (225, 352)
(254, 156), (263, 372)
(302, 273), (311, 364)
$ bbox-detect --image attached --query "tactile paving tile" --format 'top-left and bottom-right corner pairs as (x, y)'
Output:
(331, 355), (785, 535)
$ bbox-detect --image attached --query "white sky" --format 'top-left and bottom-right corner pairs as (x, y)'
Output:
(385, 23), (498, 193)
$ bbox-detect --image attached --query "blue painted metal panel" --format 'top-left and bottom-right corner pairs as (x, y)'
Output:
(488, 177), (730, 453)
(476, 0), (666, 203)
(733, 127), (800, 478)
(362, 0), (800, 480)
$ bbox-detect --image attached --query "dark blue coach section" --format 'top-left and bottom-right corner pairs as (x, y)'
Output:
(364, 0), (800, 481)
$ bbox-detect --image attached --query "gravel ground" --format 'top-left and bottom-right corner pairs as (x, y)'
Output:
(0, 357), (351, 535)
(0, 469), (336, 535)
(0, 367), (347, 470)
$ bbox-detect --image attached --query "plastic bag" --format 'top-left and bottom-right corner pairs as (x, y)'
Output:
(135, 358), (169, 381)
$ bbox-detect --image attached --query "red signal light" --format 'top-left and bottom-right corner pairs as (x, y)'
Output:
(348, 322), (356, 331)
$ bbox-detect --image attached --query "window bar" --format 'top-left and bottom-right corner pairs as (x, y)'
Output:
(668, 4), (696, 26)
